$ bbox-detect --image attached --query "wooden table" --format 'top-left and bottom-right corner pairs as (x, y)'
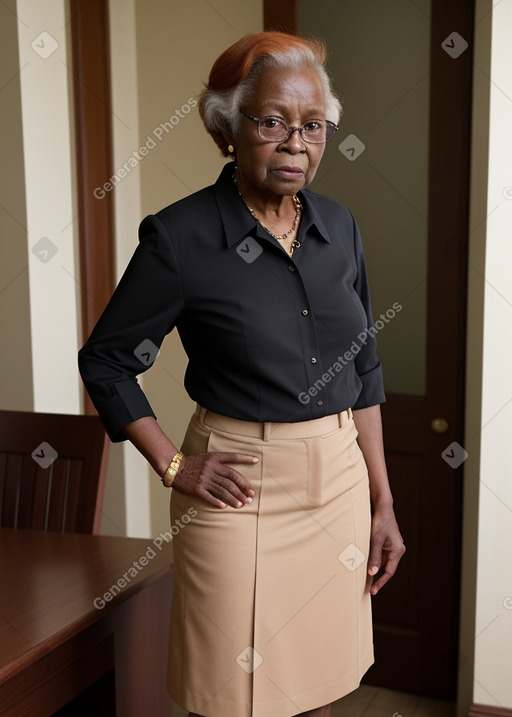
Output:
(0, 528), (174, 716)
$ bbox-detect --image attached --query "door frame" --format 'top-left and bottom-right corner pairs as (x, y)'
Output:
(70, 0), (115, 415)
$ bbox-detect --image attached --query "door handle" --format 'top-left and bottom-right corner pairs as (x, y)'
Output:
(431, 417), (449, 434)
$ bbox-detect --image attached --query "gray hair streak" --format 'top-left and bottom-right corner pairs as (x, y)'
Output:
(199, 43), (342, 157)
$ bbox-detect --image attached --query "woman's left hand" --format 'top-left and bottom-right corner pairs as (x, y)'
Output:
(367, 506), (406, 596)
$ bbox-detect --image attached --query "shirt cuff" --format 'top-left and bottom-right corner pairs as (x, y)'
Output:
(352, 364), (386, 410)
(96, 379), (157, 442)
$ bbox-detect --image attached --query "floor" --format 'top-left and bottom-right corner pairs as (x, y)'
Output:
(172, 684), (457, 716)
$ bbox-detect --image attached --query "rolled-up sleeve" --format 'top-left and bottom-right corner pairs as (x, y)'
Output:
(351, 215), (386, 410)
(78, 214), (185, 442)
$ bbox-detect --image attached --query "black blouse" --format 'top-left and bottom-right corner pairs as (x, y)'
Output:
(78, 161), (385, 442)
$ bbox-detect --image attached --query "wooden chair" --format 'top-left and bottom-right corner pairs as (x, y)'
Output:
(0, 411), (109, 534)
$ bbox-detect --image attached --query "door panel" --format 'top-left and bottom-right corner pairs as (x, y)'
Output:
(299, 0), (430, 397)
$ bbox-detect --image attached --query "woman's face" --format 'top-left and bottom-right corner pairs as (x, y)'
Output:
(231, 66), (327, 199)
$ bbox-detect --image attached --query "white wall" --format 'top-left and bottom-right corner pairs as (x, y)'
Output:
(469, 0), (512, 710)
(16, 0), (80, 413)
(2, 0), (79, 414)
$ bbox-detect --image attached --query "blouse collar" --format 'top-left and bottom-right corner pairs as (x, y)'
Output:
(214, 161), (332, 249)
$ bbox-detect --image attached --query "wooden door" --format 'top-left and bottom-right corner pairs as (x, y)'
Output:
(265, 0), (473, 698)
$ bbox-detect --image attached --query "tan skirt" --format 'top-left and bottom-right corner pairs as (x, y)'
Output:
(168, 404), (374, 717)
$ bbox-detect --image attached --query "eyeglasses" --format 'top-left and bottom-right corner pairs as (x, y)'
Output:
(240, 109), (338, 144)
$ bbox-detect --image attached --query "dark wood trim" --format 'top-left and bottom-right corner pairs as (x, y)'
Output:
(469, 705), (512, 717)
(70, 0), (115, 415)
(264, 0), (298, 34)
(425, 3), (473, 450)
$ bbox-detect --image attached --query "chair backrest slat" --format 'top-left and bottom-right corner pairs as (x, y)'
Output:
(0, 411), (109, 534)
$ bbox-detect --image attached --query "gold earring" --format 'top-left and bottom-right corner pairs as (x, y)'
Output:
(228, 144), (235, 154)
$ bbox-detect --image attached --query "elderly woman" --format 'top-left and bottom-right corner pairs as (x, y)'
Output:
(79, 31), (405, 717)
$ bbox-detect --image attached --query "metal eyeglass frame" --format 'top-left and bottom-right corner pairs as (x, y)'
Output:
(239, 108), (338, 144)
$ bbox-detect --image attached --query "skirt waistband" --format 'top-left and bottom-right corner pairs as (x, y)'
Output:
(195, 404), (353, 442)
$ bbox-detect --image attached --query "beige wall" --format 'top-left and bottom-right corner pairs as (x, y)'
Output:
(0, 0), (33, 410)
(457, 4), (491, 713)
(462, 0), (512, 711)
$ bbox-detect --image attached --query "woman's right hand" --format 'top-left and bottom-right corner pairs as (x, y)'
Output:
(171, 452), (258, 508)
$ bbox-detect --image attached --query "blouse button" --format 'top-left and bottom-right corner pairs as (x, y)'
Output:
(311, 357), (317, 364)
(317, 400), (323, 406)
(302, 309), (309, 316)
(288, 265), (295, 272)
